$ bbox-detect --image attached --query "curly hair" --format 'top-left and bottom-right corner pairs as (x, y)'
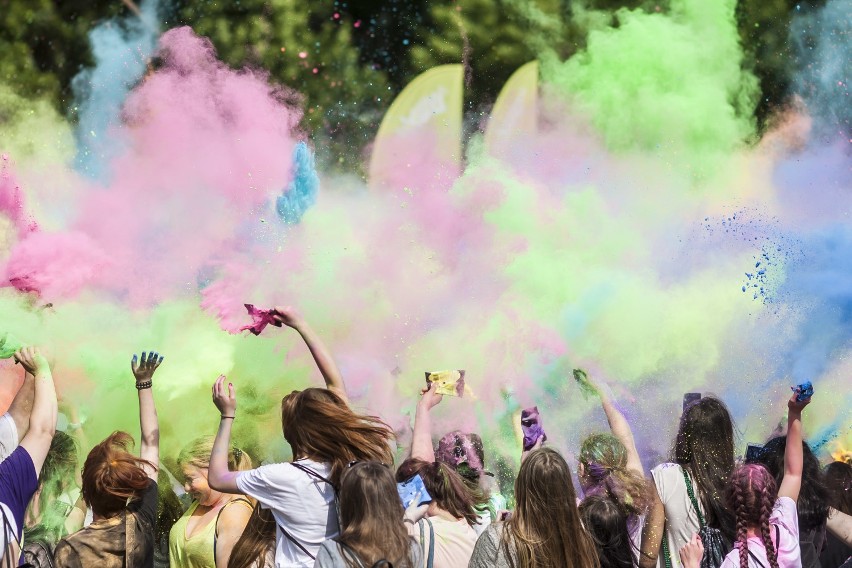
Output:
(726, 464), (779, 568)
(757, 436), (830, 531)
(579, 433), (650, 517)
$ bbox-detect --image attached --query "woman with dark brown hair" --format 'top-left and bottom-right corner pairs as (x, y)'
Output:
(639, 396), (737, 568)
(469, 446), (601, 568)
(395, 383), (487, 568)
(53, 351), (164, 568)
(207, 307), (395, 567)
(315, 461), (423, 567)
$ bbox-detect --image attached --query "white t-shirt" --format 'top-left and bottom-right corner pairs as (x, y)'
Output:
(236, 459), (338, 568)
(0, 503), (18, 562)
(720, 496), (801, 568)
(0, 413), (19, 461)
(652, 463), (704, 568)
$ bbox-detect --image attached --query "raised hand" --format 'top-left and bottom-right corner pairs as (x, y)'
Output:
(14, 346), (50, 376)
(131, 351), (164, 384)
(212, 374), (237, 418)
(787, 390), (812, 414)
(418, 381), (443, 411)
(271, 306), (305, 330)
(403, 491), (430, 524)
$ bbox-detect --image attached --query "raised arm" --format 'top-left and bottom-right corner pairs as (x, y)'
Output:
(6, 370), (35, 443)
(639, 483), (666, 568)
(411, 382), (442, 462)
(272, 306), (348, 403)
(208, 375), (242, 494)
(777, 392), (810, 502)
(574, 369), (643, 475)
(15, 347), (57, 476)
(131, 351), (163, 481)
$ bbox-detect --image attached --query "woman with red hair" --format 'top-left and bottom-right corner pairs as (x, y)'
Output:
(53, 351), (164, 568)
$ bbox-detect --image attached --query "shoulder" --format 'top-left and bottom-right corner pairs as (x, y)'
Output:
(53, 537), (78, 564)
(651, 463), (683, 495)
(470, 524), (508, 567)
(719, 548), (740, 568)
(217, 498), (253, 531)
(771, 496), (799, 536)
(0, 446), (36, 483)
(314, 540), (344, 566)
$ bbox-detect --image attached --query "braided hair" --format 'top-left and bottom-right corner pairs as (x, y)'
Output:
(726, 464), (779, 568)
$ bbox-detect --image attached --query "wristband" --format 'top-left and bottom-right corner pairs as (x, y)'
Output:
(221, 415), (235, 420)
(135, 380), (152, 390)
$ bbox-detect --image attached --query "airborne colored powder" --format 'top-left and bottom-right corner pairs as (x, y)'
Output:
(0, 0), (849, 480)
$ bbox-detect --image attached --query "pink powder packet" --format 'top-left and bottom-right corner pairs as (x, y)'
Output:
(239, 304), (281, 335)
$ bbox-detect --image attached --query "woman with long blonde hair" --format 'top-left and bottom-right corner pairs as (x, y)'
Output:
(168, 436), (254, 568)
(206, 307), (395, 567)
(469, 447), (600, 568)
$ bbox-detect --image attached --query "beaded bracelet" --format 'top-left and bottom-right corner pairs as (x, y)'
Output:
(135, 380), (153, 390)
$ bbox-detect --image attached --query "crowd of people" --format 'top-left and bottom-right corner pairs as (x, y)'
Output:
(1, 306), (850, 568)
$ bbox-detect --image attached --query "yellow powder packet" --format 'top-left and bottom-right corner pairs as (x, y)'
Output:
(425, 370), (466, 397)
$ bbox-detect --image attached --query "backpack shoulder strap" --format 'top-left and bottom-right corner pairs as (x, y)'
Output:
(291, 462), (336, 487)
(681, 467), (707, 528)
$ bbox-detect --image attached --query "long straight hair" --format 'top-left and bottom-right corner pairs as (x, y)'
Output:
(673, 397), (736, 541)
(505, 448), (600, 568)
(228, 504), (276, 568)
(338, 462), (415, 568)
(281, 388), (394, 486)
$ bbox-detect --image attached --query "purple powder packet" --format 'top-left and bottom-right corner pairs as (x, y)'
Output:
(521, 406), (547, 451)
(791, 381), (814, 402)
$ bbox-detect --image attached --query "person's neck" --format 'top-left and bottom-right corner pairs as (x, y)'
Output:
(198, 492), (231, 511)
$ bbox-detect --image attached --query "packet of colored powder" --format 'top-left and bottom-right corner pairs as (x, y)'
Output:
(239, 304), (281, 336)
(425, 370), (466, 397)
(521, 406), (547, 451)
(791, 381), (813, 402)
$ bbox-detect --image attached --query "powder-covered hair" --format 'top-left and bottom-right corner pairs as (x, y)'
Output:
(579, 433), (650, 517)
(673, 396), (736, 542)
(757, 436), (830, 531)
(281, 388), (395, 487)
(726, 464), (779, 568)
(396, 458), (484, 525)
(81, 431), (154, 517)
(177, 435), (253, 472)
(505, 447), (600, 568)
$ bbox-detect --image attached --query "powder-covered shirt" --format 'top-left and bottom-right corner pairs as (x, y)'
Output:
(236, 460), (338, 568)
(53, 481), (158, 568)
(407, 516), (477, 568)
(720, 496), (801, 568)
